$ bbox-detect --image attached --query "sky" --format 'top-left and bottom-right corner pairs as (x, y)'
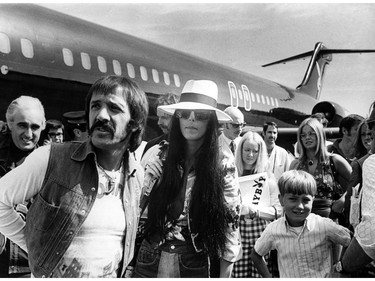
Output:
(37, 2), (375, 118)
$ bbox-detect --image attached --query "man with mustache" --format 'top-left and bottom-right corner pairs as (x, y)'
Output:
(0, 95), (46, 277)
(262, 121), (291, 181)
(0, 76), (148, 277)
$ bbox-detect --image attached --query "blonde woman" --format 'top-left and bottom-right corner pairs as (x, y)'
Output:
(232, 131), (282, 278)
(290, 117), (351, 220)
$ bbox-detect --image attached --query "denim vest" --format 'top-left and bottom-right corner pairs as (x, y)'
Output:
(25, 141), (143, 277)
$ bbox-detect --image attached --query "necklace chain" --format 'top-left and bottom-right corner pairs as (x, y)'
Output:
(97, 163), (122, 195)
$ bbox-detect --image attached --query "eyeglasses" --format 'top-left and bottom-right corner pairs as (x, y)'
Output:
(231, 123), (246, 129)
(300, 132), (317, 139)
(176, 110), (211, 121)
(48, 132), (63, 138)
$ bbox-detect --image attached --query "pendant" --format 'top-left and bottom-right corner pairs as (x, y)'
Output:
(104, 179), (115, 195)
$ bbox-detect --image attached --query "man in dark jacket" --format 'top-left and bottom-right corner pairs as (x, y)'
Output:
(0, 95), (46, 277)
(0, 76), (148, 277)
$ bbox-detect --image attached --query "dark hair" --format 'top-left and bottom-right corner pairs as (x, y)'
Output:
(354, 120), (371, 159)
(262, 121), (278, 134)
(155, 92), (180, 110)
(85, 75), (148, 152)
(311, 112), (328, 127)
(45, 119), (64, 131)
(339, 114), (364, 136)
(145, 111), (230, 257)
(278, 170), (317, 196)
(38, 119), (64, 145)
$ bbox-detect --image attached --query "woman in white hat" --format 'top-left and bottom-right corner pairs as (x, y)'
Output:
(133, 80), (241, 278)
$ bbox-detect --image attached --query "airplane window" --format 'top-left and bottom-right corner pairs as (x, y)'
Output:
(113, 60), (121, 75)
(256, 93), (260, 103)
(266, 96), (270, 105)
(152, 69), (160, 83)
(97, 56), (107, 73)
(21, 38), (34, 59)
(275, 99), (279, 107)
(0, 33), (10, 54)
(174, 74), (181, 87)
(140, 66), (148, 81)
(270, 97), (275, 106)
(62, 48), (73, 66)
(163, 72), (170, 85)
(261, 95), (265, 104)
(251, 92), (255, 103)
(81, 52), (91, 70)
(127, 63), (135, 78)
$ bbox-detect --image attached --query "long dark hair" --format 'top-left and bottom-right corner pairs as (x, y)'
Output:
(145, 111), (230, 256)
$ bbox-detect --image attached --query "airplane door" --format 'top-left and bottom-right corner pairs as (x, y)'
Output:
(36, 30), (56, 63)
(241, 84), (251, 111)
(228, 81), (238, 107)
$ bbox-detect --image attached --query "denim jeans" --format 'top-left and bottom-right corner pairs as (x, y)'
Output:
(134, 238), (209, 278)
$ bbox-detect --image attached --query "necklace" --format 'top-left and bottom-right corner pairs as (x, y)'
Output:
(308, 159), (314, 166)
(97, 163), (123, 195)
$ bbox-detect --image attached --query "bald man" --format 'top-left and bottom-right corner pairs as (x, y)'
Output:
(219, 106), (245, 158)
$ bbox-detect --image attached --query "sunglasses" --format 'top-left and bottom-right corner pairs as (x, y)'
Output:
(230, 123), (246, 128)
(176, 110), (211, 121)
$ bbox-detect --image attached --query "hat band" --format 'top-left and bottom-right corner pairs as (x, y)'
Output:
(180, 92), (217, 108)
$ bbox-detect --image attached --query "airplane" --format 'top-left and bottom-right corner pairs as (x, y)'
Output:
(1, 4), (374, 153)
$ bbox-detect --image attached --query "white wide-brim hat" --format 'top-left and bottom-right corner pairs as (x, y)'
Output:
(158, 80), (232, 122)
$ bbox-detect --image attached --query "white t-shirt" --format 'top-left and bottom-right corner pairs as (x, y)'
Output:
(51, 165), (126, 277)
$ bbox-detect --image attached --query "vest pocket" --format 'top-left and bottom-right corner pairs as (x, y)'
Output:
(28, 193), (60, 231)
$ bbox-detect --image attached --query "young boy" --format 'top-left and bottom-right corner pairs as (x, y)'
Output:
(250, 170), (352, 278)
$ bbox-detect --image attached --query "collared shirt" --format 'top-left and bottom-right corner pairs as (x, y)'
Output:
(254, 213), (351, 278)
(355, 154), (375, 259)
(218, 133), (240, 158)
(267, 145), (292, 181)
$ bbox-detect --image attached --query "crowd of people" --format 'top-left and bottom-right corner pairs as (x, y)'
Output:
(0, 74), (374, 278)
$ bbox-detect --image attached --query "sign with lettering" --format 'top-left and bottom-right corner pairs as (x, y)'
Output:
(238, 172), (270, 208)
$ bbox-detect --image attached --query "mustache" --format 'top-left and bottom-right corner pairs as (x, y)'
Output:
(89, 120), (115, 135)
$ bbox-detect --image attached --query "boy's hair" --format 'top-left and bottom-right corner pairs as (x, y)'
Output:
(278, 170), (317, 196)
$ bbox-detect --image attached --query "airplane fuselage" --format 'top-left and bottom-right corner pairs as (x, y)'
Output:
(0, 4), (341, 151)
